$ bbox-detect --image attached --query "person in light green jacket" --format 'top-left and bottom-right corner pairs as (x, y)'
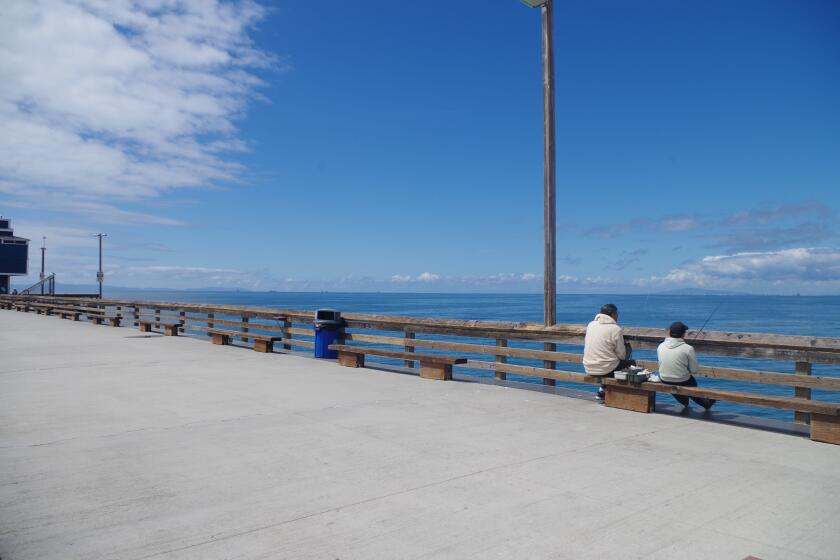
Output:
(657, 321), (715, 410)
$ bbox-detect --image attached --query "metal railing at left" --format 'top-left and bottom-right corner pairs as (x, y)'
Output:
(21, 273), (55, 295)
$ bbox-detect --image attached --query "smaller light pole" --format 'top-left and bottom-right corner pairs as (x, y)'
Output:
(40, 237), (46, 295)
(94, 233), (107, 298)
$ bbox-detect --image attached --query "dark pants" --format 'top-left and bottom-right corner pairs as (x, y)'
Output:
(661, 376), (714, 409)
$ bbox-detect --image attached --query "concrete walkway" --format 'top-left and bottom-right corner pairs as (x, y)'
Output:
(1, 310), (839, 560)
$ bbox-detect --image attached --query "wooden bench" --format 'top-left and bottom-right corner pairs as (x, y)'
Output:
(58, 310), (80, 321)
(14, 303), (30, 312)
(329, 344), (467, 381)
(138, 320), (180, 336)
(87, 312), (121, 327)
(28, 303), (54, 315)
(207, 328), (283, 353)
(601, 377), (840, 445)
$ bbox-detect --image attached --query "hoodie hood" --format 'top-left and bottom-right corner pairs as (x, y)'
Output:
(663, 337), (685, 349)
(594, 313), (616, 325)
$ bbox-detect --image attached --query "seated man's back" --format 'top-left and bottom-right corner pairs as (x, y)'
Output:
(583, 309), (626, 374)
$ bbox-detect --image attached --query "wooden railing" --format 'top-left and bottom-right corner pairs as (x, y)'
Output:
(3, 294), (840, 442)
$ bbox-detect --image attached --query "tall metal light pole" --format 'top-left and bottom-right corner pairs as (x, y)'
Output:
(94, 233), (107, 298)
(40, 237), (46, 295)
(522, 0), (557, 385)
(521, 0), (556, 327)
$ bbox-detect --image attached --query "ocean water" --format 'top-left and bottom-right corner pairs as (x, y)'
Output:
(107, 290), (840, 423)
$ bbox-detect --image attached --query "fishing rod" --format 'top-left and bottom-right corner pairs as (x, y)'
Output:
(691, 303), (721, 341)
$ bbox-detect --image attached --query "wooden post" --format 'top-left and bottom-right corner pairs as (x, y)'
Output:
(543, 342), (556, 386)
(338, 351), (364, 368)
(404, 330), (415, 369)
(116, 305), (122, 320)
(283, 318), (292, 350)
(810, 414), (840, 445)
(542, 0), (556, 330)
(133, 306), (139, 327)
(420, 363), (452, 381)
(155, 308), (161, 328)
(207, 313), (214, 338)
(242, 316), (249, 343)
(179, 310), (186, 332)
(795, 361), (812, 424)
(495, 339), (507, 381)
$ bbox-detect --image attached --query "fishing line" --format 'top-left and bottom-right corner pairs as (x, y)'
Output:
(691, 303), (721, 341)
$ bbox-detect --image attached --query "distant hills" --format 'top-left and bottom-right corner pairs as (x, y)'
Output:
(655, 288), (751, 296)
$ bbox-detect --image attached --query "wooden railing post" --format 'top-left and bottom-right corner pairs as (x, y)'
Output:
(495, 339), (507, 380)
(133, 306), (139, 327)
(795, 360), (812, 424)
(283, 318), (292, 350)
(242, 316), (249, 343)
(207, 313), (214, 337)
(116, 305), (122, 320)
(179, 310), (186, 333)
(543, 342), (556, 386)
(404, 329), (415, 369)
(155, 309), (161, 328)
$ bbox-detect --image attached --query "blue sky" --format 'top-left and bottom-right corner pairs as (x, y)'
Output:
(1, 0), (839, 293)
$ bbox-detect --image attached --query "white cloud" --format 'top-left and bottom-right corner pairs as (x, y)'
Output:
(390, 274), (412, 283)
(417, 272), (440, 282)
(0, 0), (273, 222)
(650, 248), (840, 289)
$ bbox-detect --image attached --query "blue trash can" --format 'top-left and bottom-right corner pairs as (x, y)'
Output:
(314, 309), (343, 358)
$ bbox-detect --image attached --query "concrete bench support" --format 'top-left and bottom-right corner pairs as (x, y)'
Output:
(605, 384), (656, 413)
(810, 414), (840, 445)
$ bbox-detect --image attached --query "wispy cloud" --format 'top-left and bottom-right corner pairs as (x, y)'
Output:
(0, 0), (275, 224)
(720, 202), (832, 227)
(582, 201), (836, 254)
(709, 222), (834, 253)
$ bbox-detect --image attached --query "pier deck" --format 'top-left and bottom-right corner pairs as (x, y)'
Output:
(2, 310), (839, 560)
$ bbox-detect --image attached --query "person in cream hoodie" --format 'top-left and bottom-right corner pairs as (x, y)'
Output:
(583, 304), (634, 400)
(657, 321), (715, 410)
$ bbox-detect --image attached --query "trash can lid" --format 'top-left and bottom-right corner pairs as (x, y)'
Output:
(315, 308), (341, 321)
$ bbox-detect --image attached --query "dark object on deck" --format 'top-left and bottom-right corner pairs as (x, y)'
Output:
(314, 309), (343, 359)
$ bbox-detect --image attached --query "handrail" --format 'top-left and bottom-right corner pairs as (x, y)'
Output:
(5, 294), (840, 362)
(20, 274), (55, 295)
